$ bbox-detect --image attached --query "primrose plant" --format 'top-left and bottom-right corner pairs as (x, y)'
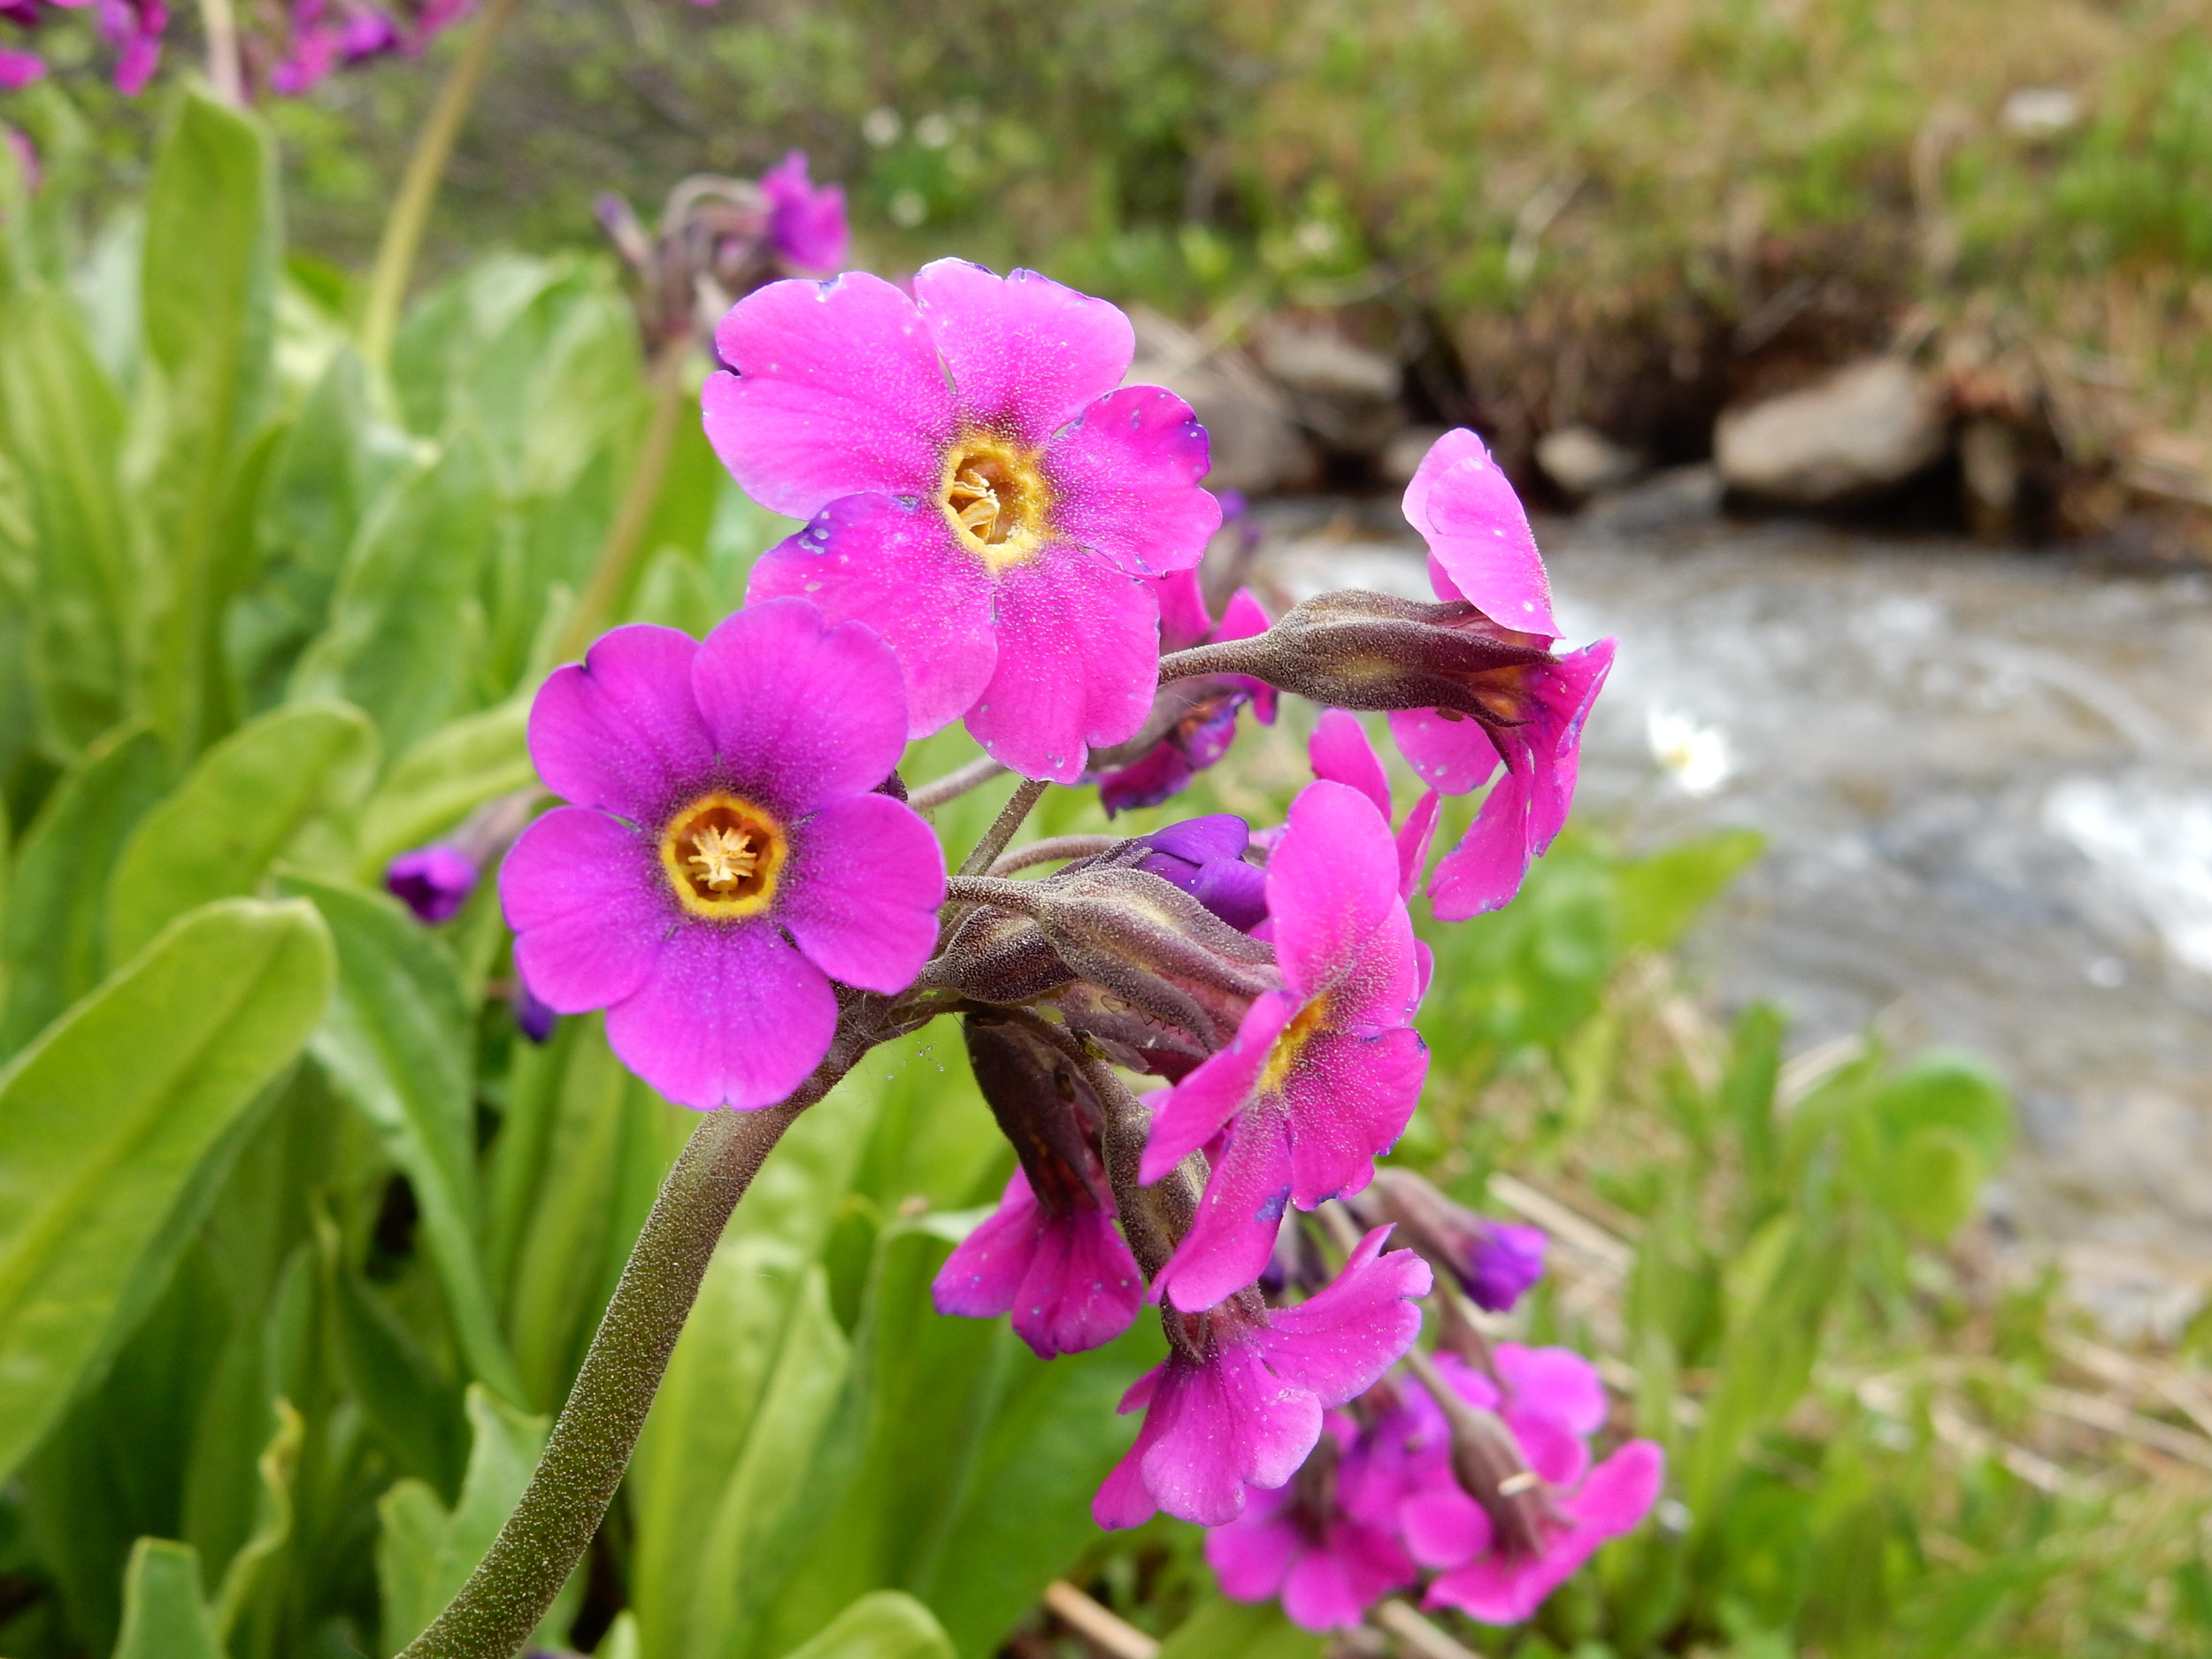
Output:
(391, 261), (1651, 1657)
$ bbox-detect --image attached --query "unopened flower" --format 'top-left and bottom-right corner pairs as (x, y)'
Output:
(1384, 430), (1616, 920)
(933, 1018), (1143, 1357)
(712, 260), (1219, 781)
(387, 843), (477, 924)
(760, 150), (848, 274)
(1345, 1168), (1547, 1313)
(1205, 1417), (1417, 1631)
(499, 600), (944, 1110)
(1394, 1350), (1663, 1624)
(511, 979), (556, 1044)
(1134, 814), (1268, 933)
(1098, 569), (1275, 815)
(1141, 780), (1428, 1312)
(1094, 1227), (1431, 1528)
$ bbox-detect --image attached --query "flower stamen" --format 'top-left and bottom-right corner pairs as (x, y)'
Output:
(939, 434), (1052, 570)
(659, 793), (787, 918)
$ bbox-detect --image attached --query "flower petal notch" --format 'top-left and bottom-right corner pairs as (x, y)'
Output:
(500, 601), (945, 1110)
(710, 259), (1222, 782)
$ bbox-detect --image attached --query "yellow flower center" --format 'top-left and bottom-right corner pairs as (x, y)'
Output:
(659, 793), (787, 919)
(939, 434), (1052, 572)
(1258, 995), (1333, 1095)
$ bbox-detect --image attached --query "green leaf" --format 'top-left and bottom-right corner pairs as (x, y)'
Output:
(111, 1538), (224, 1659)
(104, 700), (376, 962)
(376, 1385), (567, 1657)
(284, 873), (523, 1402)
(290, 428), (499, 757)
(0, 284), (137, 755)
(0, 896), (332, 1481)
(1, 723), (170, 1051)
(356, 695), (533, 874)
(139, 89), (280, 757)
(1886, 1127), (1983, 1242)
(1617, 828), (1764, 954)
(776, 1593), (956, 1659)
(1155, 1597), (1327, 1659)
(208, 1396), (302, 1644)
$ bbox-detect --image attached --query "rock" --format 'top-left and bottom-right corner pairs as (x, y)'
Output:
(1715, 357), (1948, 504)
(1127, 307), (1315, 495)
(1580, 465), (1724, 535)
(1960, 417), (2021, 540)
(1536, 424), (1645, 497)
(1251, 318), (1404, 457)
(1379, 424), (1450, 487)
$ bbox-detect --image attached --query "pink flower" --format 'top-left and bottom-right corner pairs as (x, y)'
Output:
(1097, 569), (1276, 815)
(1307, 709), (1441, 902)
(1141, 780), (1429, 1311)
(1383, 430), (1616, 919)
(710, 260), (1220, 782)
(933, 1163), (1144, 1360)
(760, 150), (849, 274)
(1205, 1417), (1417, 1631)
(1094, 1228), (1431, 1529)
(499, 600), (945, 1110)
(1393, 1350), (1664, 1625)
(94, 0), (164, 93)
(0, 45), (44, 87)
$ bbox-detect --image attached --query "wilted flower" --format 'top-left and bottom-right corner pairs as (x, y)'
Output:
(1142, 780), (1428, 1312)
(713, 260), (1220, 781)
(1094, 1228), (1431, 1529)
(759, 150), (848, 274)
(1097, 568), (1276, 815)
(499, 601), (944, 1110)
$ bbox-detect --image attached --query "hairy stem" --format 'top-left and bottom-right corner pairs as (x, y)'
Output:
(990, 833), (1123, 876)
(197, 0), (242, 102)
(397, 1098), (807, 1659)
(909, 755), (1010, 814)
(360, 0), (523, 372)
(557, 338), (692, 661)
(1157, 635), (1271, 685)
(956, 778), (1049, 879)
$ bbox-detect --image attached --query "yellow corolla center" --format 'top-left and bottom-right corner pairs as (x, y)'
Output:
(659, 793), (787, 920)
(1258, 995), (1333, 1095)
(940, 433), (1052, 572)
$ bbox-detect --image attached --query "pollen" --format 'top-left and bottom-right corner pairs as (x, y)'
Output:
(1258, 995), (1333, 1096)
(939, 434), (1052, 571)
(659, 793), (787, 919)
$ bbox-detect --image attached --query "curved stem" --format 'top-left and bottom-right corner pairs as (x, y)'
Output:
(1157, 635), (1270, 685)
(557, 338), (692, 662)
(989, 833), (1122, 876)
(360, 0), (524, 373)
(197, 0), (242, 102)
(397, 1099), (803, 1659)
(909, 755), (1010, 814)
(956, 778), (1049, 879)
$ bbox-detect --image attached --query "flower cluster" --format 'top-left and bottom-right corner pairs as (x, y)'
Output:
(0, 0), (166, 96)
(437, 255), (1636, 1633)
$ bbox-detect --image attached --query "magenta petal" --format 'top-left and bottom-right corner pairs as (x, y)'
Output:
(749, 494), (998, 739)
(1266, 781), (1403, 1001)
(1154, 567), (1215, 653)
(1094, 1363), (1175, 1529)
(970, 543), (1158, 782)
(530, 626), (716, 824)
(1529, 638), (1617, 849)
(777, 792), (944, 992)
(1401, 1485), (1494, 1570)
(1142, 991), (1296, 1183)
(1396, 788), (1442, 900)
(704, 272), (956, 517)
(1045, 384), (1220, 577)
(911, 260), (1134, 448)
(1504, 1406), (1591, 1489)
(1158, 1099), (1295, 1312)
(1402, 427), (1556, 638)
(1279, 1523), (1415, 1631)
(1259, 1229), (1431, 1406)
(1281, 1026), (1427, 1209)
(1012, 1200), (1145, 1357)
(1426, 749), (1536, 922)
(1216, 588), (1271, 646)
(502, 809), (671, 1013)
(1205, 1490), (1301, 1601)
(603, 920), (837, 1110)
(1309, 710), (1394, 823)
(933, 1170), (1040, 1320)
(1388, 707), (1502, 796)
(1563, 1439), (1665, 1534)
(1143, 1343), (1324, 1523)
(1497, 1344), (1609, 1437)
(691, 596), (910, 815)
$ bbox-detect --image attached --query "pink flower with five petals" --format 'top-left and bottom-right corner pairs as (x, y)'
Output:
(499, 600), (944, 1110)
(707, 260), (1220, 782)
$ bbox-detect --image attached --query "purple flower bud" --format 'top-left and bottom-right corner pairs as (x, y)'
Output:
(759, 150), (848, 274)
(1464, 1221), (1547, 1313)
(511, 979), (556, 1044)
(1136, 815), (1269, 933)
(386, 843), (478, 925)
(1345, 1169), (1548, 1312)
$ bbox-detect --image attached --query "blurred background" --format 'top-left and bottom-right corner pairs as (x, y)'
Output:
(7, 2), (2212, 1657)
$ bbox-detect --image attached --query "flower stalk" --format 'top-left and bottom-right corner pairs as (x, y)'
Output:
(557, 335), (694, 661)
(360, 0), (523, 372)
(397, 1094), (809, 1659)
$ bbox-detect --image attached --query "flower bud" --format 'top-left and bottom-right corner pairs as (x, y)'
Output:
(1210, 590), (1555, 719)
(1346, 1169), (1547, 1312)
(1417, 1357), (1552, 1561)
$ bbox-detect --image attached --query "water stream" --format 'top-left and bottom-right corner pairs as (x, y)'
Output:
(1259, 497), (2212, 1335)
